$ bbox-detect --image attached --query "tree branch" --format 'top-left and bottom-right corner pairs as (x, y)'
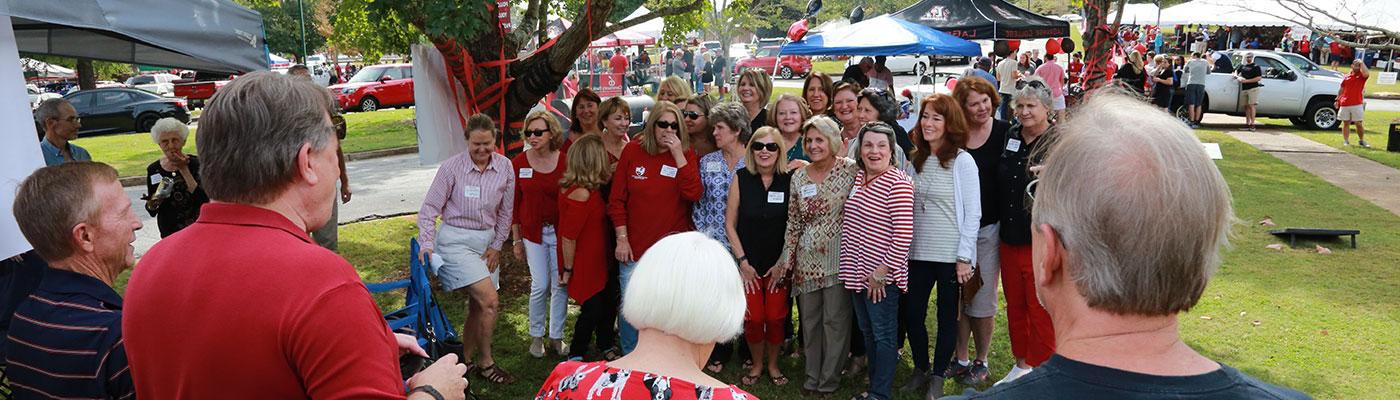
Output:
(1257, 0), (1400, 51)
(598, 0), (707, 37)
(510, 0), (545, 51)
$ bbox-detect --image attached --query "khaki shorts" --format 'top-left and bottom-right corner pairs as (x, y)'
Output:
(965, 224), (1001, 318)
(432, 225), (500, 291)
(1241, 88), (1260, 106)
(1339, 104), (1365, 122)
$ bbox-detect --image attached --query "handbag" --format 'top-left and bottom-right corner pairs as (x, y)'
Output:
(958, 267), (984, 321)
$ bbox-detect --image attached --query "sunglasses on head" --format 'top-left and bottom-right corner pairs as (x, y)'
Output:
(1016, 80), (1048, 91)
(750, 142), (780, 152)
(523, 129), (550, 138)
(654, 120), (680, 130)
(683, 111), (703, 120)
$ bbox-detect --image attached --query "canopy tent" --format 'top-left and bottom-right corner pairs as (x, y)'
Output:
(781, 15), (982, 57)
(4, 0), (269, 74)
(890, 0), (1069, 40)
(270, 53), (292, 68)
(19, 57), (75, 78)
(585, 6), (664, 48)
(1155, 0), (1399, 32)
(1106, 3), (1162, 26)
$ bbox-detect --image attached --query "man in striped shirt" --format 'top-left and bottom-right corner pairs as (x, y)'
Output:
(6, 162), (141, 399)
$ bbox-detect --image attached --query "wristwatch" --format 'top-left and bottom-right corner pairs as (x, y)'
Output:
(957, 256), (973, 265)
(409, 385), (445, 400)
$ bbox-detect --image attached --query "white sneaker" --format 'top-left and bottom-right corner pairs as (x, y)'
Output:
(994, 366), (1033, 386)
(1359, 140), (1371, 148)
(529, 337), (546, 358)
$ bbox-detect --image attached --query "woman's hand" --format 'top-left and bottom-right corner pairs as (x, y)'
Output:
(419, 247), (432, 266)
(956, 261), (974, 284)
(512, 240), (525, 262)
(766, 264), (788, 293)
(615, 241), (634, 263)
(660, 131), (684, 154)
(482, 248), (500, 272)
(867, 265), (889, 303)
(739, 261), (759, 294)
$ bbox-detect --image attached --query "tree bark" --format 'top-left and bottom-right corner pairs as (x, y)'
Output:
(1080, 0), (1125, 92)
(76, 58), (96, 90)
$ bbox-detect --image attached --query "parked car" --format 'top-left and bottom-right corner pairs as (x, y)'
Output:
(848, 55), (930, 76)
(44, 81), (78, 95)
(1173, 50), (1342, 130)
(1223, 50), (1343, 79)
(59, 88), (190, 136)
(327, 63), (415, 112)
(733, 46), (812, 80)
(701, 41), (722, 54)
(27, 86), (62, 110)
(125, 73), (180, 96)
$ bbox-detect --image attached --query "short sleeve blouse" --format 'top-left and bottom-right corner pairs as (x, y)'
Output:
(693, 150), (745, 249)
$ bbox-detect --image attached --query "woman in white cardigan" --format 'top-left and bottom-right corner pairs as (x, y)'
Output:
(897, 94), (982, 399)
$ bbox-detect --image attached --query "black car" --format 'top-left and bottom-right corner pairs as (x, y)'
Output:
(63, 88), (190, 136)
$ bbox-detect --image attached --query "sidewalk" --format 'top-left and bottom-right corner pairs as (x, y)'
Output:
(1206, 115), (1400, 217)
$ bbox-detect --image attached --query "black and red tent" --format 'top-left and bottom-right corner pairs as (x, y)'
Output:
(890, 0), (1069, 40)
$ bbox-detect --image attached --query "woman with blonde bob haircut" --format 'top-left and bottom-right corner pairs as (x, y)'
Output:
(557, 135), (622, 361)
(657, 76), (694, 105)
(535, 232), (753, 399)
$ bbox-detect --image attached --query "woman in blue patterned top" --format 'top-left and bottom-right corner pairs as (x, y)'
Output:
(693, 101), (753, 373)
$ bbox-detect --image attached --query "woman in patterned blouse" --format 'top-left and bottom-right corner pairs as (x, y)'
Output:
(692, 102), (752, 373)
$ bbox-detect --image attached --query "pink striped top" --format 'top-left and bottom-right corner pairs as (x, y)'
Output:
(839, 167), (915, 292)
(418, 152), (516, 251)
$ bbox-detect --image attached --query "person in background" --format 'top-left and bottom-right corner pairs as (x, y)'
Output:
(804, 72), (836, 117)
(1017, 53), (1036, 79)
(1183, 52), (1210, 128)
(833, 82), (864, 146)
(1211, 50), (1234, 74)
(125, 71), (468, 399)
(1034, 54), (1067, 117)
(695, 49), (710, 93)
(900, 94), (981, 399)
(1150, 55), (1176, 112)
(726, 126), (794, 388)
(597, 97), (633, 164)
(34, 98), (91, 166)
(769, 94), (813, 169)
(609, 101), (703, 355)
(698, 102), (753, 373)
(944, 91), (1309, 400)
(610, 48), (628, 75)
(657, 76), (694, 105)
(842, 57), (873, 88)
(855, 88), (913, 154)
(869, 56), (895, 92)
(966, 57), (999, 89)
(144, 117), (208, 237)
(1114, 51), (1147, 97)
(995, 53), (1022, 120)
(782, 116), (856, 395)
(946, 76), (1011, 387)
(7, 162), (139, 400)
(1337, 58), (1370, 147)
(535, 232), (753, 400)
(737, 69), (774, 132)
(994, 77), (1057, 386)
(513, 111), (570, 359)
(713, 51), (730, 94)
(683, 47), (696, 84)
(685, 93), (718, 156)
(291, 66), (351, 252)
(1234, 52), (1263, 131)
(570, 88), (603, 140)
(840, 121), (915, 400)
(558, 135), (621, 362)
(1067, 52), (1084, 86)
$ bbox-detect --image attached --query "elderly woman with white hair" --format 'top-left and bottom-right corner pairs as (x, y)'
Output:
(534, 232), (754, 399)
(993, 76), (1057, 386)
(144, 117), (208, 237)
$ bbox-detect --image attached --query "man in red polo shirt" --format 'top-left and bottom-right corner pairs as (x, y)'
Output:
(1336, 59), (1370, 147)
(123, 72), (467, 399)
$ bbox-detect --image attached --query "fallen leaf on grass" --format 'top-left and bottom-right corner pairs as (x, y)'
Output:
(1320, 329), (1329, 336)
(1252, 320), (1262, 326)
(1258, 217), (1275, 226)
(1200, 316), (1213, 320)
(1239, 311), (1247, 316)
(1266, 244), (1285, 250)
(1315, 245), (1332, 255)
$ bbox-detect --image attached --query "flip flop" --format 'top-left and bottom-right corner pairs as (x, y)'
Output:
(706, 360), (725, 373)
(741, 372), (762, 386)
(771, 373), (789, 386)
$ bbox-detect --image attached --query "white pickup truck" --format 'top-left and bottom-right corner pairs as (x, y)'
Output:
(1177, 50), (1342, 130)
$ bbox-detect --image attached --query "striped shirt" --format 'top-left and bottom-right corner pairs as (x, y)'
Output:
(839, 167), (915, 292)
(4, 268), (133, 400)
(909, 151), (982, 264)
(419, 152), (516, 251)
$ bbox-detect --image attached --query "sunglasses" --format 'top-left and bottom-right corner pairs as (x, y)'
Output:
(1016, 80), (1048, 91)
(654, 120), (680, 130)
(750, 142), (780, 152)
(683, 111), (703, 120)
(523, 129), (550, 138)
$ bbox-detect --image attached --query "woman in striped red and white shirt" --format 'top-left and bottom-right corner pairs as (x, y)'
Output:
(839, 121), (914, 400)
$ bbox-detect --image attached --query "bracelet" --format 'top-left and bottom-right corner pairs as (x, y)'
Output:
(736, 255), (748, 262)
(409, 385), (445, 400)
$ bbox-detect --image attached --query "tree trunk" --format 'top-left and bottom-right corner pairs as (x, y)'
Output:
(1080, 0), (1124, 92)
(76, 58), (96, 90)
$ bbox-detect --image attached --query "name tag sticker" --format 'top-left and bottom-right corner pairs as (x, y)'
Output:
(149, 174), (163, 185)
(800, 184), (818, 199)
(767, 191), (785, 203)
(705, 161), (724, 173)
(464, 186), (482, 198)
(849, 187), (860, 198)
(518, 168), (534, 178)
(660, 165), (678, 178)
(1006, 139), (1022, 152)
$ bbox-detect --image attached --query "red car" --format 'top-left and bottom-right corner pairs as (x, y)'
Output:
(328, 63), (415, 112)
(733, 46), (812, 80)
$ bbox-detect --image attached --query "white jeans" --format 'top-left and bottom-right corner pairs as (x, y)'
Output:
(525, 226), (568, 339)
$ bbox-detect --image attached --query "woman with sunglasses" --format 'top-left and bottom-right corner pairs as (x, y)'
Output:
(608, 101), (703, 355)
(840, 121), (915, 400)
(685, 93), (718, 157)
(511, 110), (571, 359)
(803, 72), (835, 116)
(736, 69), (773, 133)
(596, 97), (632, 165)
(995, 76), (1057, 386)
(899, 94), (981, 398)
(767, 94), (812, 170)
(832, 82), (863, 146)
(725, 126), (793, 388)
(569, 88), (603, 140)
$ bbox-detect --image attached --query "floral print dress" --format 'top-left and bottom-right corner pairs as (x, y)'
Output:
(536, 361), (755, 400)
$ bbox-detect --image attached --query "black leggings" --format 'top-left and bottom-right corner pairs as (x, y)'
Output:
(568, 266), (620, 359)
(898, 260), (960, 374)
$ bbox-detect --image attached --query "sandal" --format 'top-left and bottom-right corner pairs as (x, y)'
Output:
(462, 360), (478, 377)
(849, 392), (872, 400)
(770, 373), (789, 386)
(602, 348), (624, 361)
(741, 372), (762, 386)
(706, 360), (725, 373)
(477, 363), (516, 385)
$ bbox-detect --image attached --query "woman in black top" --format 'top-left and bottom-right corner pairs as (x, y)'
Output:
(1115, 51), (1147, 96)
(1150, 55), (1177, 111)
(725, 126), (793, 387)
(144, 118), (209, 237)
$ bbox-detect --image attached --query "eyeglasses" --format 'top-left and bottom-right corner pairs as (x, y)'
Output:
(654, 120), (680, 130)
(523, 129), (550, 137)
(750, 142), (780, 152)
(683, 111), (703, 120)
(1024, 178), (1040, 210)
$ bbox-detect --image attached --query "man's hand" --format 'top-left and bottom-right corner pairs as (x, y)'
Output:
(407, 354), (469, 400)
(482, 248), (500, 272)
(395, 333), (429, 358)
(340, 184), (353, 204)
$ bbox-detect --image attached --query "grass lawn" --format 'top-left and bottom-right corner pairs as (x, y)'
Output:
(73, 108), (417, 178)
(1258, 111), (1400, 170)
(314, 126), (1398, 399)
(814, 59), (847, 75)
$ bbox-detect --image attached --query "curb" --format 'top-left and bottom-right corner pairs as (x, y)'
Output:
(120, 146), (418, 187)
(1365, 93), (1400, 100)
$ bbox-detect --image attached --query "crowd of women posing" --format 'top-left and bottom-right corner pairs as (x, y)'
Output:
(419, 67), (1063, 400)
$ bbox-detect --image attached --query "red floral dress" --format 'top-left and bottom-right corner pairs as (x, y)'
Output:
(535, 361), (756, 400)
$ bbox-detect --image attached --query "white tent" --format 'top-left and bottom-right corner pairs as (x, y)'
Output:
(1106, 3), (1161, 26)
(618, 6), (664, 40)
(19, 57), (74, 78)
(1157, 0), (1400, 32)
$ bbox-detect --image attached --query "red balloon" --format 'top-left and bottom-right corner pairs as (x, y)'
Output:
(1008, 40), (1022, 51)
(1046, 38), (1062, 55)
(788, 19), (809, 42)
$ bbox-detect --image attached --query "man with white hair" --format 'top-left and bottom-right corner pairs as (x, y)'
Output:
(34, 98), (91, 166)
(942, 92), (1309, 399)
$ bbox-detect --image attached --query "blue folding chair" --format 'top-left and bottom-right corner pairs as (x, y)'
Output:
(365, 238), (459, 358)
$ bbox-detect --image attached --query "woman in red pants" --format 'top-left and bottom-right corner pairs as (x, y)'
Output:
(724, 127), (793, 387)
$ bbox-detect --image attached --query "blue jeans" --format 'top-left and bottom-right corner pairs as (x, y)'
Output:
(999, 93), (1015, 120)
(852, 284), (902, 400)
(618, 260), (638, 354)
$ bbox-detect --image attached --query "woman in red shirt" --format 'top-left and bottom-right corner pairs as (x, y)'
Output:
(596, 97), (632, 166)
(513, 110), (570, 358)
(558, 135), (621, 362)
(608, 101), (704, 354)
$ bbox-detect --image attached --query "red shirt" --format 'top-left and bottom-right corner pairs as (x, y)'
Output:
(608, 141), (703, 257)
(513, 151), (566, 243)
(535, 361), (756, 399)
(1339, 71), (1367, 106)
(124, 203), (404, 399)
(558, 187), (609, 303)
(1067, 60), (1084, 84)
(611, 53), (629, 74)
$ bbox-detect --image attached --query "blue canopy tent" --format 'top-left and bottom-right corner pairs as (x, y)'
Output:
(781, 15), (982, 57)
